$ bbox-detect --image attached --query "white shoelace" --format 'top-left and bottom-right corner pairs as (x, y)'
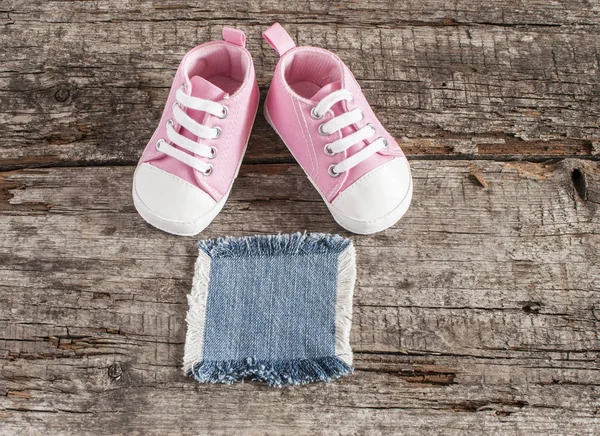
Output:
(155, 86), (227, 176)
(311, 89), (388, 177)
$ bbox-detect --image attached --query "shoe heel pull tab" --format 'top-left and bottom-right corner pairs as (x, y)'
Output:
(263, 22), (296, 56)
(223, 27), (246, 47)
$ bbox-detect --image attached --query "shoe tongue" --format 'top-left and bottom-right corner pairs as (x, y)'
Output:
(177, 76), (228, 149)
(310, 80), (342, 102)
(188, 76), (228, 101)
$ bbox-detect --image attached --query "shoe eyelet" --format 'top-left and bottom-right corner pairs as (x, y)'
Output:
(357, 108), (364, 120)
(204, 165), (214, 176)
(381, 138), (388, 149)
(213, 126), (222, 138)
(208, 146), (218, 159)
(311, 107), (323, 120)
(348, 94), (354, 102)
(172, 101), (181, 111)
(318, 123), (329, 136)
(156, 138), (166, 151)
(324, 143), (336, 156)
(367, 123), (376, 134)
(328, 164), (341, 178)
(218, 106), (229, 119)
(180, 82), (187, 92)
(167, 118), (175, 128)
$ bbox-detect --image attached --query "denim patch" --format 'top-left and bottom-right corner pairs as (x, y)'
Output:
(183, 233), (356, 386)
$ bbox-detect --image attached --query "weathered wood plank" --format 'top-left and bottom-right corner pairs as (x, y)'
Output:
(1, 1), (599, 170)
(2, 1), (600, 433)
(5, 0), (600, 26)
(1, 159), (599, 433)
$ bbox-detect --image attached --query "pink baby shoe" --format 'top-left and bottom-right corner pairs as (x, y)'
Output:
(263, 23), (412, 234)
(133, 27), (259, 236)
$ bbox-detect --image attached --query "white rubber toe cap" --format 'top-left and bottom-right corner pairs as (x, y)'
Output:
(133, 163), (219, 236)
(329, 157), (413, 234)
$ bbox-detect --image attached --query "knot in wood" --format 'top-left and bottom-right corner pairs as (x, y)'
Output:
(108, 362), (123, 380)
(54, 87), (70, 103)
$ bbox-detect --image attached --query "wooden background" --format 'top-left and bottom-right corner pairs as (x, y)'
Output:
(1, 1), (600, 434)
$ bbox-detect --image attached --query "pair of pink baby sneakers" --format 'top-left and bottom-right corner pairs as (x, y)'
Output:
(132, 23), (413, 235)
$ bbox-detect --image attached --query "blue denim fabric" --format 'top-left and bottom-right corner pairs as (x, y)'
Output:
(187, 233), (355, 386)
(202, 252), (337, 361)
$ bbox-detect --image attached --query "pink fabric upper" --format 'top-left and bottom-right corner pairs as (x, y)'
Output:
(263, 24), (404, 202)
(138, 27), (259, 202)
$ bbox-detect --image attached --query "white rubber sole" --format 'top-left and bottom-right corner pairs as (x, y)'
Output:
(132, 182), (230, 237)
(133, 107), (257, 237)
(264, 105), (413, 235)
(328, 179), (412, 234)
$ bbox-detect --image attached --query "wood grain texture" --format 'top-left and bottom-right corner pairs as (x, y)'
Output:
(1, 1), (600, 170)
(1, 159), (600, 434)
(2, 0), (600, 434)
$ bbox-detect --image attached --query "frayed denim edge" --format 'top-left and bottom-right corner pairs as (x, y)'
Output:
(188, 357), (354, 387)
(198, 232), (352, 258)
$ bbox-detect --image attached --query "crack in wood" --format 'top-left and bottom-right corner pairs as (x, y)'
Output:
(2, 2), (600, 433)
